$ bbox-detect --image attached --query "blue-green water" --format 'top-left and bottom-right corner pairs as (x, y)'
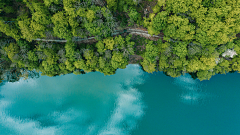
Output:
(0, 64), (240, 135)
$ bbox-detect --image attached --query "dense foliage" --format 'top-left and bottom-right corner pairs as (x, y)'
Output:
(1, 0), (240, 82)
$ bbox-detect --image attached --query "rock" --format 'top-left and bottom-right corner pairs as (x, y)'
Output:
(222, 49), (237, 58)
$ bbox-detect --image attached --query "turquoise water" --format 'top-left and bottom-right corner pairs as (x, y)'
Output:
(0, 64), (240, 135)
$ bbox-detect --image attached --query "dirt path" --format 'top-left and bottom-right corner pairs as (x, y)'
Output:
(34, 27), (164, 43)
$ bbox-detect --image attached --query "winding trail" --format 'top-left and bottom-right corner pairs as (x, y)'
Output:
(33, 28), (164, 43)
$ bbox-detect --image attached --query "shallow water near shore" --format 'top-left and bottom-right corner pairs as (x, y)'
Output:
(0, 64), (240, 135)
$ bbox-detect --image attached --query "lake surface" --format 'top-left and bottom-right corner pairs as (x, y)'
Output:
(0, 64), (240, 135)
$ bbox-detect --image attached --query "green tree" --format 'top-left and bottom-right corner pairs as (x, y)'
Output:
(51, 11), (72, 40)
(141, 59), (156, 73)
(0, 21), (21, 41)
(152, 11), (168, 32)
(111, 51), (128, 69)
(86, 9), (96, 23)
(43, 0), (62, 7)
(172, 41), (188, 58)
(114, 35), (125, 50)
(103, 37), (115, 50)
(197, 70), (214, 81)
(164, 15), (195, 41)
(4, 42), (20, 62)
(65, 59), (75, 71)
(186, 57), (203, 72)
(96, 40), (105, 53)
(144, 40), (159, 63)
(28, 50), (38, 62)
(65, 41), (76, 61)
(200, 56), (217, 70)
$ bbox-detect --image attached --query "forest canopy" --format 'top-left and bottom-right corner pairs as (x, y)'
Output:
(0, 0), (240, 82)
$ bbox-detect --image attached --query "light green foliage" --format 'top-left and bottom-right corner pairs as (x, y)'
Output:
(157, 40), (170, 53)
(83, 49), (94, 60)
(172, 41), (188, 58)
(152, 11), (168, 32)
(16, 2), (51, 41)
(18, 16), (37, 41)
(164, 15), (195, 41)
(0, 21), (21, 41)
(103, 37), (115, 50)
(68, 15), (79, 28)
(128, 7), (139, 22)
(40, 48), (60, 76)
(158, 53), (170, 70)
(186, 58), (203, 72)
(157, 0), (166, 7)
(73, 70), (82, 75)
(111, 52), (128, 69)
(31, 5), (51, 25)
(217, 45), (227, 54)
(172, 58), (183, 69)
(234, 39), (240, 54)
(86, 55), (98, 71)
(192, 2), (240, 45)
(114, 35), (125, 50)
(200, 56), (217, 70)
(195, 18), (234, 46)
(186, 55), (217, 72)
(106, 0), (117, 11)
(202, 45), (216, 56)
(59, 63), (66, 70)
(215, 59), (231, 74)
(30, 21), (47, 38)
(41, 61), (60, 76)
(166, 68), (182, 77)
(97, 59), (116, 76)
(76, 8), (86, 17)
(152, 4), (161, 13)
(226, 42), (235, 49)
(65, 41), (76, 61)
(65, 59), (75, 71)
(165, 0), (202, 14)
(141, 0), (240, 81)
(125, 35), (135, 55)
(197, 70), (214, 81)
(141, 59), (156, 73)
(187, 44), (202, 57)
(4, 43), (20, 62)
(43, 49), (59, 65)
(43, 0), (61, 7)
(27, 61), (39, 71)
(98, 57), (105, 69)
(84, 22), (102, 38)
(148, 0), (240, 46)
(28, 51), (38, 61)
(63, 0), (76, 16)
(96, 41), (105, 53)
(144, 40), (159, 63)
(143, 17), (151, 28)
(51, 11), (72, 39)
(86, 10), (96, 23)
(74, 59), (87, 70)
(231, 56), (240, 72)
(148, 26), (160, 36)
